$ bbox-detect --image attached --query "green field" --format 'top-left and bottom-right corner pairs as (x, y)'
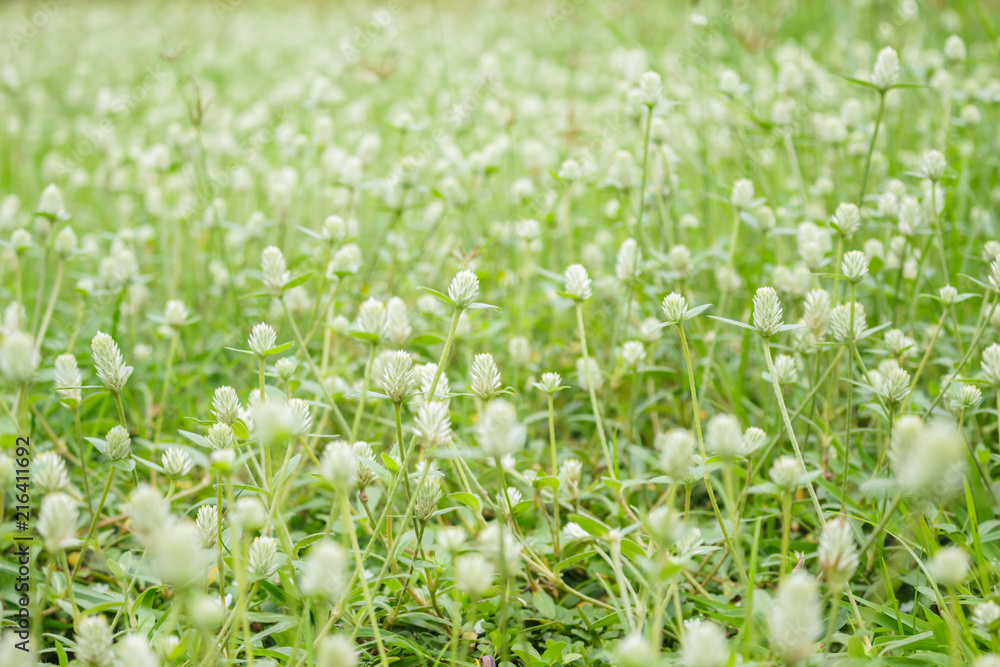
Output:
(3, 1), (1000, 665)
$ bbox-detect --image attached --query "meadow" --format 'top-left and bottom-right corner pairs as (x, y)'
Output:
(2, 1), (1000, 665)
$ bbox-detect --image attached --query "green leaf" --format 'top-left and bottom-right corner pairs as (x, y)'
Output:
(262, 341), (294, 356)
(381, 453), (400, 473)
(708, 315), (757, 332)
(111, 458), (136, 472)
(554, 549), (595, 573)
(231, 419), (250, 440)
(350, 331), (381, 343)
(449, 491), (482, 514)
(568, 513), (609, 537)
(532, 475), (560, 490)
(282, 273), (312, 291)
(683, 303), (712, 319)
(419, 286), (455, 306)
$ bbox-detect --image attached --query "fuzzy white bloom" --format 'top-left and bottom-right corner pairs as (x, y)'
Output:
(37, 183), (67, 219)
(731, 179), (755, 209)
(944, 34), (966, 60)
(196, 505), (218, 547)
(288, 397), (313, 436)
(558, 159), (581, 181)
(355, 298), (388, 340)
(752, 287), (783, 337)
(681, 619), (730, 667)
(115, 634), (157, 667)
(415, 401), (452, 446)
(534, 371), (562, 394)
(378, 350), (414, 403)
(829, 302), (866, 343)
(657, 428), (695, 479)
(841, 250), (869, 283)
(769, 456), (803, 492)
(477, 399), (526, 458)
(636, 71), (663, 106)
(415, 477), (443, 521)
(455, 553), (494, 597)
(973, 601), (1000, 632)
(768, 571), (821, 664)
(576, 356), (603, 392)
(772, 354), (798, 385)
(54, 353), (82, 404)
(919, 149), (947, 181)
(418, 362), (451, 401)
(478, 522), (523, 574)
(621, 340), (645, 368)
(803, 289), (831, 341)
(34, 452), (68, 494)
(930, 546), (969, 587)
(561, 459), (583, 498)
(261, 245), (290, 294)
(952, 383), (983, 411)
(128, 485), (170, 541)
(329, 244), (363, 276)
(164, 299), (188, 327)
(470, 353), (502, 400)
(75, 615), (114, 667)
(872, 46), (900, 91)
(317, 635), (358, 667)
(233, 497), (267, 532)
(833, 202), (861, 238)
(447, 270), (480, 308)
(54, 225), (77, 257)
(564, 264), (592, 301)
(0, 331), (38, 386)
(352, 441), (375, 488)
(982, 343), (1000, 386)
(891, 418), (965, 499)
(89, 335), (131, 389)
(706, 413), (743, 460)
(301, 540), (348, 602)
(321, 440), (357, 490)
(248, 323), (277, 357)
(275, 357), (297, 381)
(615, 238), (642, 282)
(104, 425), (131, 461)
(615, 632), (656, 667)
(742, 427), (767, 456)
(878, 367), (911, 405)
(661, 292), (688, 325)
(38, 492), (79, 553)
(385, 297), (412, 344)
(248, 536), (281, 580)
(207, 422), (236, 450)
(885, 329), (917, 361)
(818, 518), (858, 589)
(507, 335), (531, 365)
(212, 386), (241, 425)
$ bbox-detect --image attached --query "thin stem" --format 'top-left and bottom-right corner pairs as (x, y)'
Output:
(762, 342), (826, 526)
(341, 491), (390, 667)
(351, 343), (377, 440)
(858, 92), (886, 205)
(70, 467), (115, 586)
(576, 301), (614, 478)
(677, 324), (749, 585)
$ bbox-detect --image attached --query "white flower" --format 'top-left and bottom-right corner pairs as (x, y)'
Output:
(681, 619), (730, 667)
(615, 238), (642, 282)
(817, 518), (858, 589)
(706, 413), (742, 459)
(447, 270), (480, 308)
(321, 440), (357, 490)
(731, 179), (755, 209)
(104, 425), (131, 461)
(261, 245), (290, 294)
(378, 350), (414, 403)
(38, 492), (79, 553)
(317, 635), (358, 667)
(248, 323), (277, 357)
(34, 452), (68, 494)
(872, 46), (900, 91)
(74, 615), (114, 667)
(212, 386), (241, 425)
(247, 536), (281, 580)
(661, 292), (688, 325)
(415, 401), (452, 446)
(301, 540), (348, 601)
(164, 299), (188, 327)
(355, 298), (388, 340)
(752, 287), (783, 337)
(477, 399), (526, 458)
(833, 202), (861, 237)
(657, 428), (695, 479)
(0, 331), (38, 386)
(564, 264), (592, 301)
(455, 553), (494, 597)
(470, 353), (502, 400)
(769, 456), (803, 492)
(841, 250), (869, 283)
(929, 546), (969, 587)
(53, 353), (82, 403)
(768, 571), (821, 664)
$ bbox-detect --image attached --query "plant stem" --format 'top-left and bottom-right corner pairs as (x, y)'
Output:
(762, 342), (826, 526)
(858, 91), (886, 205)
(576, 301), (614, 478)
(351, 343), (377, 440)
(677, 323), (749, 585)
(70, 467), (115, 586)
(341, 491), (390, 667)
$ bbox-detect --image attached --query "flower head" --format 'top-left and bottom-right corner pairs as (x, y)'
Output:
(90, 332), (132, 392)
